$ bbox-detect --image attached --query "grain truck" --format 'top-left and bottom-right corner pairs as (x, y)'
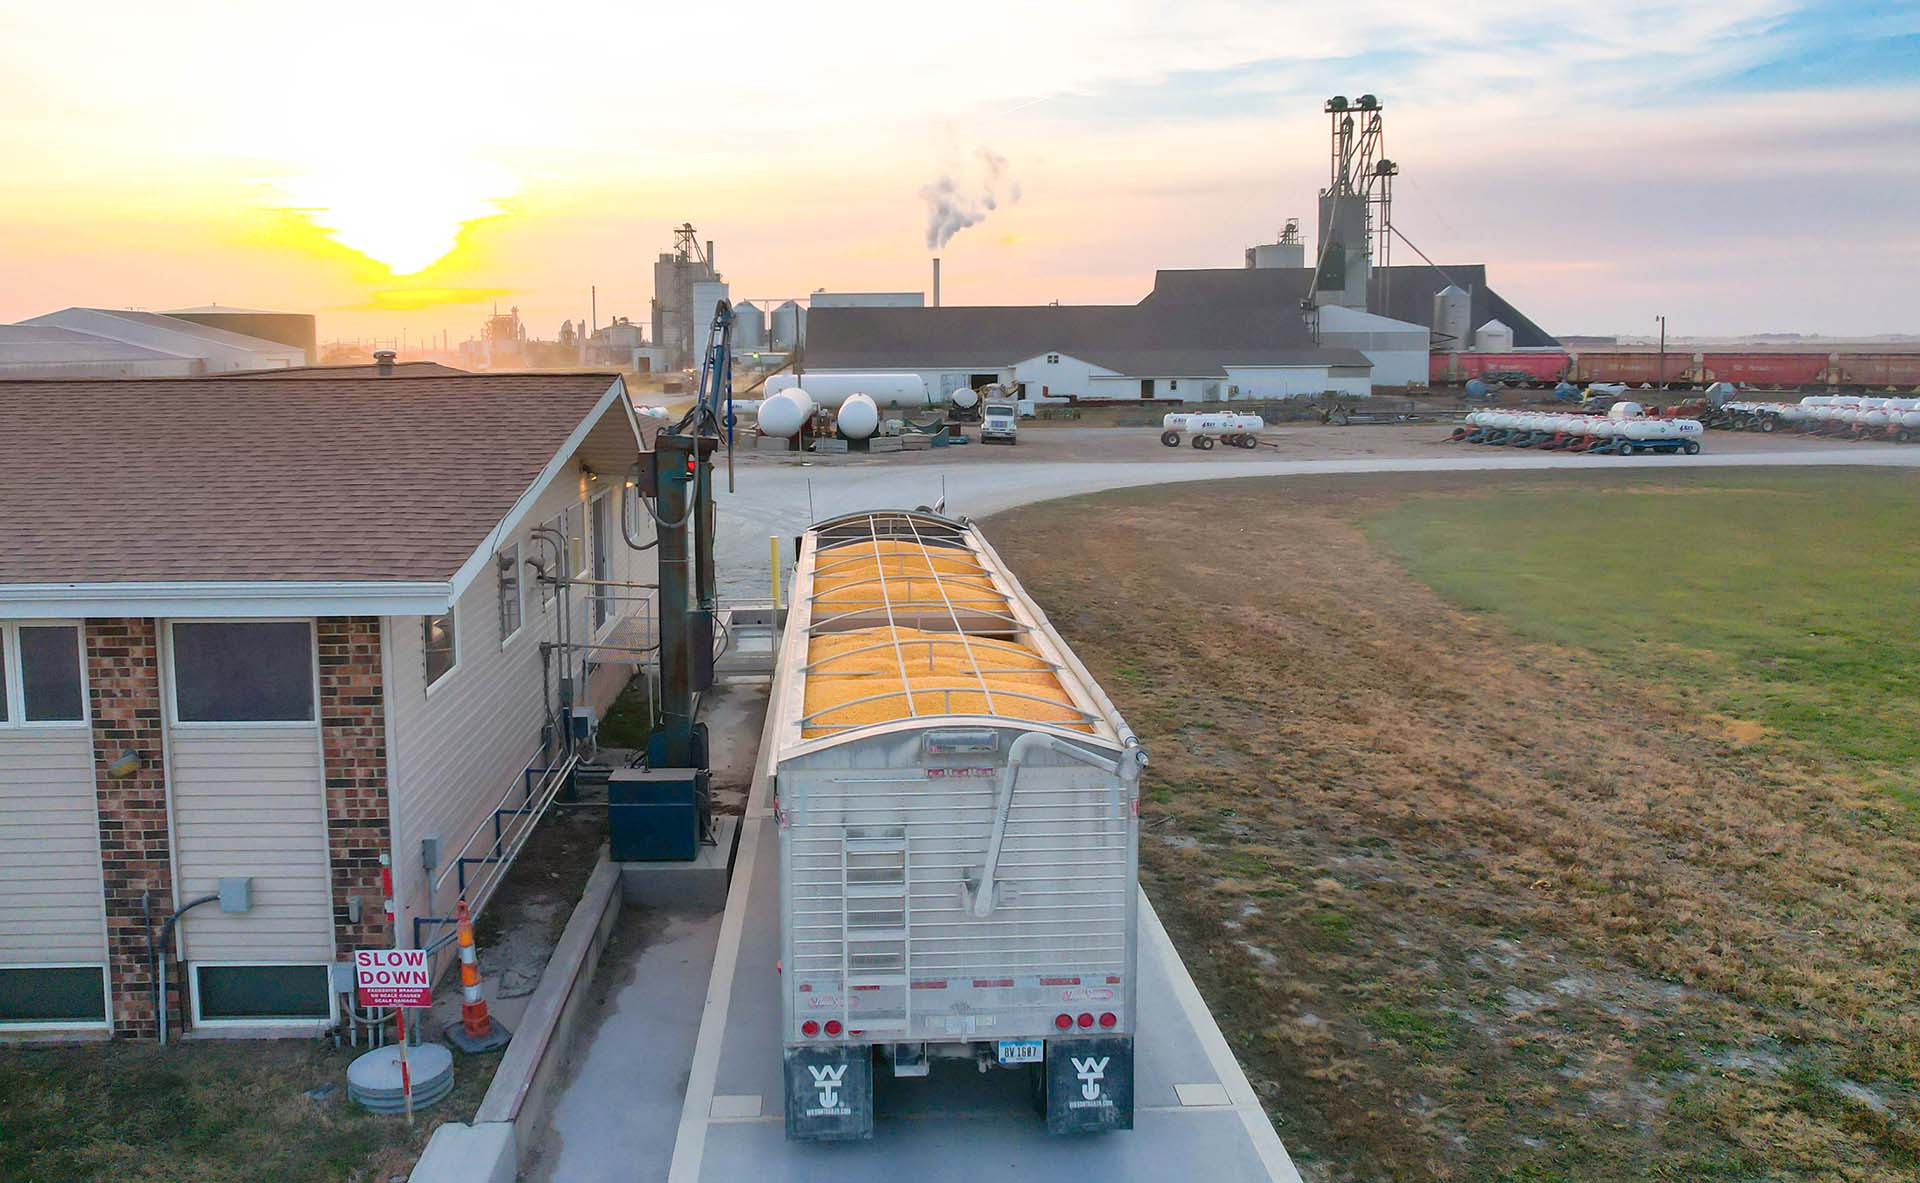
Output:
(773, 509), (1147, 1140)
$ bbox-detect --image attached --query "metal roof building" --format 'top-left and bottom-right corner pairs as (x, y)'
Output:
(2, 307), (308, 378)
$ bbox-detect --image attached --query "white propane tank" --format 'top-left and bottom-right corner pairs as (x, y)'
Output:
(1162, 411), (1192, 430)
(766, 372), (932, 410)
(950, 385), (982, 412)
(1608, 401), (1645, 420)
(1185, 412), (1265, 432)
(836, 393), (879, 440)
(757, 388), (816, 438)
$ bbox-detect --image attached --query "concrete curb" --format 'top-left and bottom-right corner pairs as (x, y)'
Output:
(410, 849), (623, 1183)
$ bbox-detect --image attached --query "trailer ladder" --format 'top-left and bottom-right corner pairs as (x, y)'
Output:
(840, 831), (911, 1037)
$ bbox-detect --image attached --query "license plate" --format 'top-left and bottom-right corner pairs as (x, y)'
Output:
(996, 1039), (1044, 1066)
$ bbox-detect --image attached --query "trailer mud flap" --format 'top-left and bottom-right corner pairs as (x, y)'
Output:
(783, 1046), (873, 1142)
(1044, 1036), (1134, 1133)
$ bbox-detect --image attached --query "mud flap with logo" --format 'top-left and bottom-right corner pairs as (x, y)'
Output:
(783, 1045), (873, 1141)
(1044, 1036), (1134, 1133)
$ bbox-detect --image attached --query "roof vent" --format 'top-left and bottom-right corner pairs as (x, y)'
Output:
(373, 349), (397, 375)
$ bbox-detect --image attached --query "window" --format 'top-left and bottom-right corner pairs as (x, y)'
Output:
(1046, 353), (1059, 364)
(0, 965), (107, 1025)
(0, 623), (86, 725)
(590, 493), (612, 630)
(498, 544), (523, 641)
(1170, 380), (1179, 391)
(171, 622), (314, 723)
(193, 963), (331, 1022)
(424, 611), (457, 688)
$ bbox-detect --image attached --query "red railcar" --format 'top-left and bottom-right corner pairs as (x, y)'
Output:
(1568, 351), (1693, 387)
(1697, 353), (1828, 389)
(1828, 353), (1920, 392)
(1429, 351), (1570, 385)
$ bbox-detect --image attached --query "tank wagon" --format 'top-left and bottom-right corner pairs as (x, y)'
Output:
(773, 510), (1148, 1141)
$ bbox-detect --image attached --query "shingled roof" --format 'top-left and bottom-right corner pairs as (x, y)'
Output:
(0, 373), (632, 601)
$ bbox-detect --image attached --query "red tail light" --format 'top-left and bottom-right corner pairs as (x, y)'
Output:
(1098, 1012), (1117, 1029)
(1076, 1012), (1094, 1029)
(1054, 1013), (1073, 1030)
(824, 1019), (843, 1037)
(801, 1020), (819, 1037)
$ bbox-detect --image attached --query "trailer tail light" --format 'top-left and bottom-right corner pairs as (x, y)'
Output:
(1099, 1012), (1117, 1029)
(1076, 1012), (1094, 1029)
(1054, 1013), (1073, 1030)
(801, 1020), (819, 1037)
(824, 1020), (843, 1037)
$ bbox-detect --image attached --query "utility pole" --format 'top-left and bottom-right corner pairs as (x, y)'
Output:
(1655, 314), (1667, 390)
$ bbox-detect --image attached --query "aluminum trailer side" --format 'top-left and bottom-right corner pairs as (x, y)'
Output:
(772, 509), (1147, 1141)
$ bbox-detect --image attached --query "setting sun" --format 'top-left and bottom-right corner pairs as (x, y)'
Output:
(271, 160), (516, 276)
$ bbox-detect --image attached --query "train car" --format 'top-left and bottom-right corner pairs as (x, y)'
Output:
(1429, 351), (1570, 386)
(1697, 353), (1829, 390)
(1568, 351), (1694, 388)
(1828, 353), (1920, 393)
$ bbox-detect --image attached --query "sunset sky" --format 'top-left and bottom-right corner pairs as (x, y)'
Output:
(1, 1), (1915, 346)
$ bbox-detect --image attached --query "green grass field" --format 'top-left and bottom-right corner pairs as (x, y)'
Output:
(1364, 468), (1920, 802)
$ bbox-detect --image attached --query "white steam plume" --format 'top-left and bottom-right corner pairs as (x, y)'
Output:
(920, 147), (1021, 249)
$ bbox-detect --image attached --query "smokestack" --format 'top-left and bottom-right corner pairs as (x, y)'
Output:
(706, 240), (715, 272)
(373, 349), (396, 376)
(932, 257), (941, 308)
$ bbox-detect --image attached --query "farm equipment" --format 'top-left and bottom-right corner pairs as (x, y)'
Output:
(1704, 395), (1920, 441)
(1447, 407), (1703, 456)
(1158, 411), (1273, 450)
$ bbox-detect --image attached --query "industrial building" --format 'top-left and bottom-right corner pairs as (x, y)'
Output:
(805, 94), (1556, 402)
(0, 371), (652, 1038)
(0, 307), (310, 378)
(651, 225), (723, 371)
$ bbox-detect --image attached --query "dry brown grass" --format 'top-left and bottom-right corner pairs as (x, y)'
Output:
(988, 471), (1920, 1182)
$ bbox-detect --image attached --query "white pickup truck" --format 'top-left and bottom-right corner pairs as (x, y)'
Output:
(980, 400), (1019, 444)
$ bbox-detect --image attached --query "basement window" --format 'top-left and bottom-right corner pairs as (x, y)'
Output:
(0, 965), (108, 1026)
(171, 621), (315, 724)
(192, 963), (332, 1022)
(0, 622), (87, 726)
(424, 610), (458, 688)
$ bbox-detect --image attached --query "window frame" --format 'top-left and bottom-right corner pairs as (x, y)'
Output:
(0, 962), (111, 1031)
(498, 543), (525, 647)
(188, 960), (338, 1027)
(0, 620), (90, 729)
(422, 605), (460, 695)
(165, 618), (320, 729)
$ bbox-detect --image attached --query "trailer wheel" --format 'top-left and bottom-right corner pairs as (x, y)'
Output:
(1683, 440), (1701, 455)
(1897, 429), (1912, 444)
(1160, 430), (1181, 447)
(1240, 434), (1259, 449)
(1619, 442), (1636, 456)
(1759, 417), (1776, 433)
(1193, 435), (1215, 450)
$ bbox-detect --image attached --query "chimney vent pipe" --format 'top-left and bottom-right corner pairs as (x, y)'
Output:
(373, 349), (396, 376)
(932, 258), (941, 308)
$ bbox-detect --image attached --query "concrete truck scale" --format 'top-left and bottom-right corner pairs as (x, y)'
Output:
(772, 509), (1148, 1140)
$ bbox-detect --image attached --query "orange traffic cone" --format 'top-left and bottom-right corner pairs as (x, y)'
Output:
(444, 898), (511, 1053)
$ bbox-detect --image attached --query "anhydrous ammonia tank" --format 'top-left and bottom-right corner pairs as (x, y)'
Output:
(758, 388), (816, 438)
(766, 372), (932, 410)
(950, 385), (981, 412)
(835, 393), (879, 440)
(1609, 401), (1645, 420)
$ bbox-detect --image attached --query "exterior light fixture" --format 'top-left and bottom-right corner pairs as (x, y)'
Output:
(106, 749), (141, 779)
(581, 462), (599, 482)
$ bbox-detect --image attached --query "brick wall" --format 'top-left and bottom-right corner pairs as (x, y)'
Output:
(318, 617), (392, 958)
(85, 618), (174, 1039)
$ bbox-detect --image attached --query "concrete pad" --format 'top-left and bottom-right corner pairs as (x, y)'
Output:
(407, 1121), (516, 1183)
(709, 1094), (764, 1119)
(1174, 1083), (1233, 1108)
(620, 814), (739, 911)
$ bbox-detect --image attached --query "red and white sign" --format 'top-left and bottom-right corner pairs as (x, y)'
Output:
(355, 948), (431, 1007)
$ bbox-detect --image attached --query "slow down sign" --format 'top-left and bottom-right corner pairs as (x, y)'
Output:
(355, 948), (432, 1007)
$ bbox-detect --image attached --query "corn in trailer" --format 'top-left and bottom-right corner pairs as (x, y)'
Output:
(773, 509), (1148, 1141)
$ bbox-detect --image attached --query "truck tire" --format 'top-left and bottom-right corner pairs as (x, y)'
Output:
(1160, 430), (1181, 447)
(1683, 440), (1701, 455)
(1619, 442), (1635, 456)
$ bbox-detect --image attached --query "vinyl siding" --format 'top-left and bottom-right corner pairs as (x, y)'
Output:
(168, 726), (333, 963)
(0, 730), (105, 964)
(387, 466), (654, 952)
